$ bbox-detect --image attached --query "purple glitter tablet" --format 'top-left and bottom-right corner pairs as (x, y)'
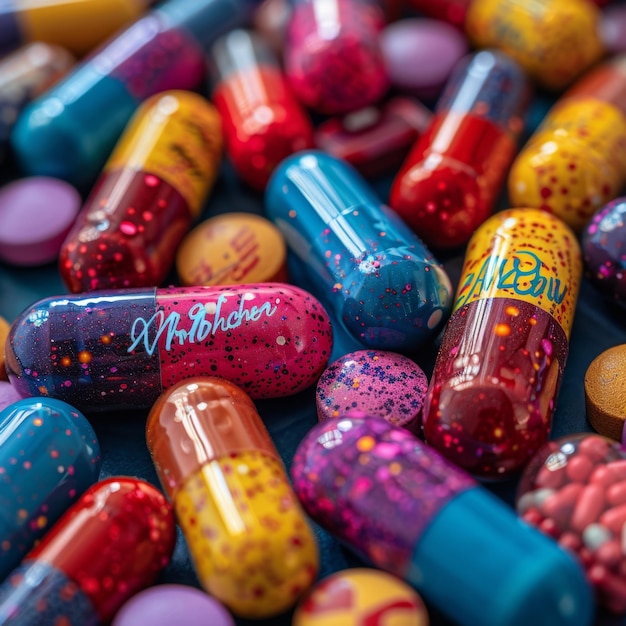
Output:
(315, 349), (428, 432)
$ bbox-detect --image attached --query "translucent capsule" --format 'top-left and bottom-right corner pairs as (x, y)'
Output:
(59, 90), (222, 292)
(6, 284), (333, 412)
(11, 0), (257, 189)
(291, 415), (593, 626)
(210, 29), (313, 190)
(0, 397), (101, 581)
(146, 377), (319, 618)
(265, 150), (453, 352)
(422, 208), (582, 479)
(0, 477), (176, 625)
(390, 50), (529, 249)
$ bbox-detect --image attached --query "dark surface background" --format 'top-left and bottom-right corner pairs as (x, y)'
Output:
(2, 12), (626, 626)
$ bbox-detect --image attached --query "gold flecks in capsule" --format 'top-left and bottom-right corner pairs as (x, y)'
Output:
(356, 436), (375, 452)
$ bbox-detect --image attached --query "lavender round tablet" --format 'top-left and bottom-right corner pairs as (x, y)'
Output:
(381, 18), (468, 101)
(0, 382), (23, 412)
(0, 176), (81, 266)
(315, 350), (428, 432)
(112, 584), (235, 626)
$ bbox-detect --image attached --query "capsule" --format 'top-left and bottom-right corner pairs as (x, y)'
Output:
(6, 284), (333, 412)
(389, 50), (529, 250)
(406, 0), (603, 90)
(291, 415), (593, 626)
(509, 56), (626, 233)
(0, 397), (101, 581)
(147, 377), (319, 618)
(283, 0), (389, 115)
(59, 90), (222, 293)
(10, 0), (258, 189)
(0, 0), (151, 57)
(265, 151), (453, 352)
(0, 477), (175, 625)
(210, 29), (313, 191)
(422, 208), (581, 479)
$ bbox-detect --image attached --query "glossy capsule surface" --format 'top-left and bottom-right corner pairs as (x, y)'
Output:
(509, 56), (626, 233)
(390, 50), (529, 250)
(11, 0), (257, 189)
(5, 284), (333, 412)
(422, 208), (582, 479)
(284, 0), (389, 115)
(265, 151), (453, 352)
(291, 415), (593, 626)
(0, 398), (101, 581)
(0, 477), (176, 625)
(147, 377), (318, 618)
(211, 29), (313, 190)
(59, 90), (223, 292)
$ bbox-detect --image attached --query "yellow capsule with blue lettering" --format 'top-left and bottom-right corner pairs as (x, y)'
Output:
(422, 208), (581, 480)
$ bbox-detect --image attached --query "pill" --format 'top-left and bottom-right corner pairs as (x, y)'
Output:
(176, 213), (288, 287)
(584, 345), (626, 442)
(0, 0), (151, 57)
(509, 56), (626, 233)
(380, 18), (468, 101)
(291, 415), (593, 626)
(607, 481), (626, 506)
(0, 315), (10, 380)
(283, 0), (389, 115)
(599, 504), (626, 534)
(0, 397), (101, 581)
(422, 208), (581, 478)
(112, 584), (235, 626)
(389, 50), (529, 250)
(535, 458), (567, 490)
(315, 349), (428, 431)
(59, 90), (222, 293)
(595, 540), (622, 568)
(265, 151), (453, 352)
(582, 197), (626, 310)
(211, 29), (314, 191)
(0, 477), (175, 625)
(579, 434), (614, 461)
(540, 483), (584, 530)
(292, 568), (429, 626)
(0, 382), (21, 411)
(559, 532), (583, 553)
(314, 97), (433, 178)
(565, 454), (594, 483)
(0, 177), (81, 267)
(582, 523), (612, 552)
(6, 283), (333, 412)
(572, 484), (606, 533)
(11, 0), (256, 189)
(147, 377), (318, 618)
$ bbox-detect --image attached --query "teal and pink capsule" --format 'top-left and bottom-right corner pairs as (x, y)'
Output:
(265, 151), (453, 353)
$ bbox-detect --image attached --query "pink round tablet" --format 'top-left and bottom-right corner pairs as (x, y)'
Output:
(0, 176), (81, 266)
(315, 350), (428, 432)
(381, 18), (469, 101)
(0, 381), (24, 412)
(112, 584), (235, 626)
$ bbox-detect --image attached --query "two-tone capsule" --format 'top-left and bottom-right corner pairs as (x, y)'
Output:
(0, 477), (176, 625)
(422, 208), (582, 478)
(389, 50), (529, 250)
(59, 90), (222, 292)
(265, 151), (453, 352)
(147, 377), (318, 618)
(6, 284), (333, 412)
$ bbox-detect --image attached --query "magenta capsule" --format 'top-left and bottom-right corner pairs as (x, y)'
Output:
(284, 0), (389, 115)
(5, 284), (333, 412)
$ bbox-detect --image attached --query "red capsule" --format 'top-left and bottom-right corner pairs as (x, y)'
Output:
(541, 483), (584, 530)
(571, 484), (606, 533)
(600, 504), (626, 534)
(607, 481), (626, 507)
(565, 454), (594, 483)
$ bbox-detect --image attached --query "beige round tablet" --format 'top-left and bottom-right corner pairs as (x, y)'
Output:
(176, 213), (288, 286)
(584, 344), (626, 441)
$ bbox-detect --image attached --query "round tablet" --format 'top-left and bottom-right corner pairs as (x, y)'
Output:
(381, 18), (468, 101)
(315, 350), (428, 431)
(584, 344), (626, 443)
(0, 316), (10, 380)
(176, 212), (288, 286)
(0, 177), (81, 266)
(292, 568), (429, 626)
(0, 381), (23, 412)
(112, 584), (235, 626)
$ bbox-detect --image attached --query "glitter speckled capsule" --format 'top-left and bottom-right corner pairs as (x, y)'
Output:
(422, 208), (582, 479)
(147, 377), (319, 618)
(0, 477), (176, 626)
(0, 397), (101, 582)
(5, 284), (333, 412)
(291, 415), (593, 626)
(265, 151), (453, 352)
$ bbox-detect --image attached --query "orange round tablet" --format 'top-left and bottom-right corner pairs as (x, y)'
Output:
(176, 212), (288, 286)
(0, 316), (10, 380)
